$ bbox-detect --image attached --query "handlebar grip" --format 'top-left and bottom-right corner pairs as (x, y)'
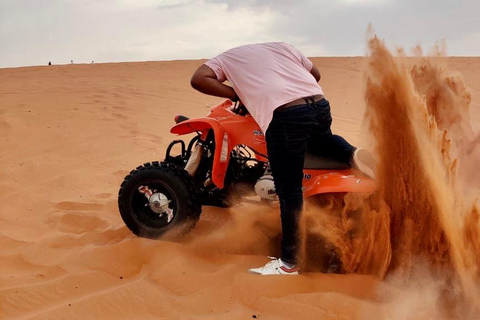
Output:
(174, 114), (190, 123)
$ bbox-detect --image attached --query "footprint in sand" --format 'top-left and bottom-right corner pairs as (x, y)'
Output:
(54, 201), (104, 211)
(95, 193), (112, 199)
(119, 130), (163, 149)
(0, 118), (10, 128)
(112, 104), (127, 110)
(51, 202), (107, 233)
(113, 170), (130, 181)
(51, 211), (110, 234)
(47, 199), (131, 248)
(46, 209), (131, 248)
(0, 117), (11, 134)
(118, 130), (161, 140)
(112, 113), (128, 120)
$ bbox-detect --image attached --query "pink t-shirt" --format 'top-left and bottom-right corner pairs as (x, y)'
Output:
(205, 42), (324, 133)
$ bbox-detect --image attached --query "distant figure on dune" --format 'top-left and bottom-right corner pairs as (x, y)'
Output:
(48, 61), (51, 66)
(191, 42), (375, 275)
(71, 60), (74, 64)
(91, 61), (94, 64)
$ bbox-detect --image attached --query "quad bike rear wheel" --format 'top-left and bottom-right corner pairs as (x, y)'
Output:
(118, 161), (201, 239)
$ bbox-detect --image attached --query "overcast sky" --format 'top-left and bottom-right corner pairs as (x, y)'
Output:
(0, 0), (479, 68)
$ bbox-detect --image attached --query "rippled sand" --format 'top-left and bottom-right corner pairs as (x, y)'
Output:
(0, 43), (478, 319)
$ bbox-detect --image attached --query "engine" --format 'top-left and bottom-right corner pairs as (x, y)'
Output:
(254, 174), (278, 201)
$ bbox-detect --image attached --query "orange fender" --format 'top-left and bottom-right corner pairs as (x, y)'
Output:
(302, 169), (377, 198)
(171, 118), (229, 189)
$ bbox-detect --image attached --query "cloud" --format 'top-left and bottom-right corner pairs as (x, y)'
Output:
(156, 0), (196, 10)
(204, 0), (303, 11)
(0, 0), (479, 67)
(338, 0), (393, 5)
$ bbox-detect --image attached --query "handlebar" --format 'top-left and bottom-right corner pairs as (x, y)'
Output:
(174, 114), (189, 123)
(232, 102), (249, 116)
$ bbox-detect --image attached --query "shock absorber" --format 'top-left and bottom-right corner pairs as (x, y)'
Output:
(184, 141), (204, 177)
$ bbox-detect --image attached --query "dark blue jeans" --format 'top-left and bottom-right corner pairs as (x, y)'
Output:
(265, 98), (355, 264)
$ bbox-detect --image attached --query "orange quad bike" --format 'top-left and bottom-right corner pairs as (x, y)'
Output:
(118, 100), (376, 239)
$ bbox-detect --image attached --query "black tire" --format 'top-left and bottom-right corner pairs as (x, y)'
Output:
(118, 161), (201, 239)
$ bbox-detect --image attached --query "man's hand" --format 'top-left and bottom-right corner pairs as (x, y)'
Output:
(191, 64), (238, 100)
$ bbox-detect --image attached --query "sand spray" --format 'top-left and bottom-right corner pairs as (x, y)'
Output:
(299, 36), (479, 317)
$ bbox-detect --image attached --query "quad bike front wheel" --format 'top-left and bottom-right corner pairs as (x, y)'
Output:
(118, 161), (201, 239)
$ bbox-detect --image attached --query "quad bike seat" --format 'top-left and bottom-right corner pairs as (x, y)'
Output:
(303, 151), (351, 170)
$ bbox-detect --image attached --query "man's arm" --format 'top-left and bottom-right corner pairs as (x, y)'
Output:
(310, 64), (321, 82)
(190, 64), (237, 100)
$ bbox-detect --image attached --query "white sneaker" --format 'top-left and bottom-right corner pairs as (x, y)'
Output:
(353, 148), (377, 179)
(248, 257), (299, 275)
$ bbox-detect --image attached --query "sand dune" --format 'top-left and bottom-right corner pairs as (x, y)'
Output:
(0, 50), (479, 319)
